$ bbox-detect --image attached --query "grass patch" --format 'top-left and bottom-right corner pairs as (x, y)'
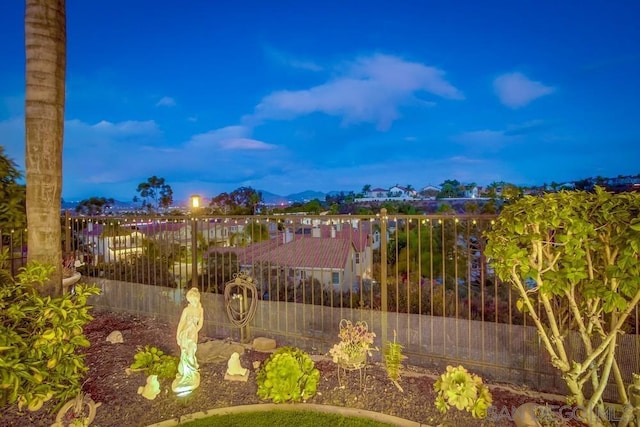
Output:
(180, 408), (396, 426)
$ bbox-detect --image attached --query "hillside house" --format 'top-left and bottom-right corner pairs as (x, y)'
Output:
(76, 223), (145, 263)
(365, 187), (389, 198)
(205, 220), (375, 294)
(420, 185), (440, 198)
(388, 185), (417, 198)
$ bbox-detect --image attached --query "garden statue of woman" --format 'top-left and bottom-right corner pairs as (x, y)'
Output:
(172, 287), (204, 394)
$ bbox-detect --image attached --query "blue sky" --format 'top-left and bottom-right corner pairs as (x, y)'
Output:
(1, 1), (639, 202)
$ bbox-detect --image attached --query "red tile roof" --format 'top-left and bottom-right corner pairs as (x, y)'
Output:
(207, 234), (354, 269)
(254, 237), (352, 269)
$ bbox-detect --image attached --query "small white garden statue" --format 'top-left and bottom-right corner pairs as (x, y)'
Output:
(172, 287), (204, 395)
(226, 352), (248, 376)
(138, 374), (160, 400)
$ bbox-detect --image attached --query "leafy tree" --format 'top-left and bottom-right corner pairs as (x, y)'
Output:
(134, 176), (173, 212)
(203, 251), (239, 293)
(209, 186), (262, 215)
(594, 176), (607, 187)
(25, 0), (66, 297)
(485, 181), (522, 204)
(231, 221), (270, 247)
(485, 182), (500, 199)
(99, 238), (179, 288)
(303, 199), (323, 214)
(361, 184), (372, 196)
(485, 188), (640, 426)
(325, 191), (355, 206)
(437, 180), (462, 198)
(500, 183), (523, 202)
(388, 218), (474, 290)
(75, 196), (115, 215)
(0, 147), (26, 230)
(574, 178), (593, 191)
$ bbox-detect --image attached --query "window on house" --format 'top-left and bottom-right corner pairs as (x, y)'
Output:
(332, 272), (340, 284)
(355, 253), (360, 264)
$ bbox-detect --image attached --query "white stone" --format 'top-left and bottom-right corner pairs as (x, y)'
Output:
(513, 402), (543, 427)
(252, 337), (276, 352)
(106, 330), (123, 344)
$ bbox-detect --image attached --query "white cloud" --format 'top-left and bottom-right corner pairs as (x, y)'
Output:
(493, 72), (555, 108)
(62, 119), (163, 183)
(263, 46), (323, 71)
(155, 96), (176, 107)
(185, 126), (276, 151)
(66, 119), (160, 137)
(252, 53), (463, 130)
(57, 118), (286, 199)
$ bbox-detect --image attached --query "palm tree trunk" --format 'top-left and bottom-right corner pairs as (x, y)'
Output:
(25, 0), (66, 297)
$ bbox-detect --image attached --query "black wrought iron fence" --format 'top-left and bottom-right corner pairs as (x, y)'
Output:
(57, 211), (515, 318)
(1, 209), (638, 399)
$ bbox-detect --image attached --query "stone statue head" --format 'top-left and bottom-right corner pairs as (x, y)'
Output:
(186, 287), (200, 305)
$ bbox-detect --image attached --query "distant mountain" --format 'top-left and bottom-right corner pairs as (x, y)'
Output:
(62, 199), (135, 212)
(259, 190), (290, 205)
(284, 190), (327, 202)
(63, 189), (347, 211)
(257, 190), (328, 204)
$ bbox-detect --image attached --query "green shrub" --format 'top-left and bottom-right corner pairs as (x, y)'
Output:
(130, 345), (178, 379)
(0, 255), (100, 413)
(256, 346), (320, 403)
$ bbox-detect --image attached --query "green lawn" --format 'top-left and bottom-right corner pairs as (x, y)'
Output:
(179, 408), (396, 426)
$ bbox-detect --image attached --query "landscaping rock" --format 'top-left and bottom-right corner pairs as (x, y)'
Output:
(252, 337), (276, 352)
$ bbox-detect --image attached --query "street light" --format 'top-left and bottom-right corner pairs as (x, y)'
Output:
(190, 195), (201, 289)
(190, 194), (201, 211)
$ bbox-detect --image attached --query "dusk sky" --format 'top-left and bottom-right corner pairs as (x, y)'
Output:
(1, 1), (639, 202)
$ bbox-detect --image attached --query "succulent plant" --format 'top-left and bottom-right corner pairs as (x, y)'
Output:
(130, 345), (178, 379)
(434, 365), (493, 419)
(256, 346), (320, 403)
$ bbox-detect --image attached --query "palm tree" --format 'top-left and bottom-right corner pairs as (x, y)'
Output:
(25, 0), (67, 297)
(405, 184), (414, 198)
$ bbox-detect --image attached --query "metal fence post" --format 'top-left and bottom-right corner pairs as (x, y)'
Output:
(380, 208), (388, 344)
(64, 210), (71, 255)
(191, 216), (198, 289)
